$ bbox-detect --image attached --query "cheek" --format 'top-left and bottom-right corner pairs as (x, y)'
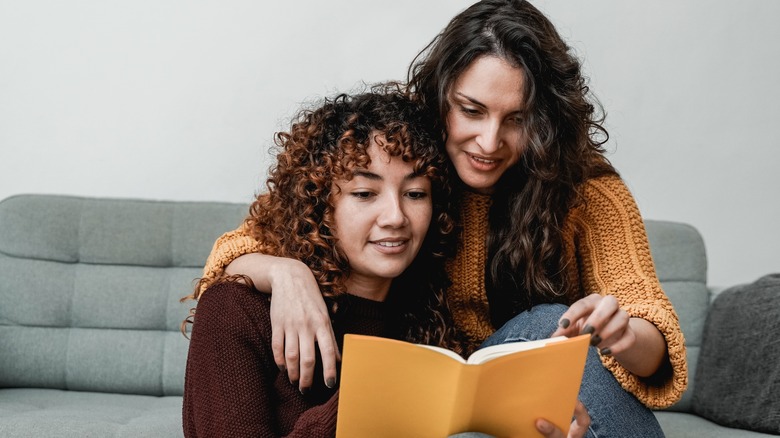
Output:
(332, 204), (359, 243)
(506, 130), (527, 164)
(445, 112), (467, 143)
(411, 204), (433, 236)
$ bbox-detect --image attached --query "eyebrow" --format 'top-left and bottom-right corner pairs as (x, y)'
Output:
(351, 170), (424, 181)
(453, 91), (486, 108)
(453, 91), (525, 115)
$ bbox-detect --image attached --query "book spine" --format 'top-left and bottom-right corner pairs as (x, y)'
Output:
(446, 365), (480, 435)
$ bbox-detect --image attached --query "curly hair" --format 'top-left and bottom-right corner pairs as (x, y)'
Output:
(189, 85), (463, 351)
(407, 0), (618, 326)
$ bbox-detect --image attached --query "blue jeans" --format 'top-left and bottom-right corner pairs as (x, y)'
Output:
(451, 304), (664, 438)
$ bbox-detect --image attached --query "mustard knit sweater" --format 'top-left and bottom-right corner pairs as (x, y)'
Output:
(199, 174), (687, 409)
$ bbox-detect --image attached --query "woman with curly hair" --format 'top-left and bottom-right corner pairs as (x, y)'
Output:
(194, 1), (685, 436)
(181, 89), (586, 438)
(181, 89), (453, 436)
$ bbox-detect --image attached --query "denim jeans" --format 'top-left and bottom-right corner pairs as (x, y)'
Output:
(450, 303), (664, 438)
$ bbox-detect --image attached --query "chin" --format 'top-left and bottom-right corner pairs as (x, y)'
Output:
(461, 177), (496, 193)
(374, 266), (408, 280)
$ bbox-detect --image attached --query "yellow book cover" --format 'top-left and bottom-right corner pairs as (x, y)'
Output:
(336, 333), (590, 438)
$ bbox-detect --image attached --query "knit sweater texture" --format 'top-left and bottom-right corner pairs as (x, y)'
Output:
(198, 174), (687, 409)
(183, 282), (394, 437)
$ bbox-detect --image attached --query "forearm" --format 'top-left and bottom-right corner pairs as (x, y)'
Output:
(225, 253), (319, 296)
(225, 253), (278, 292)
(613, 317), (667, 377)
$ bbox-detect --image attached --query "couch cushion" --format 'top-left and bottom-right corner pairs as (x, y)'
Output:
(0, 194), (247, 396)
(654, 411), (777, 438)
(0, 388), (182, 437)
(644, 220), (708, 412)
(692, 274), (780, 434)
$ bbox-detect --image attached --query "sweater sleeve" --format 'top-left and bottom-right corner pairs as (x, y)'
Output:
(572, 175), (687, 409)
(198, 224), (261, 296)
(182, 282), (338, 438)
(286, 391), (340, 437)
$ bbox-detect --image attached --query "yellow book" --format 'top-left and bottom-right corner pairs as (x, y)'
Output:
(336, 333), (590, 438)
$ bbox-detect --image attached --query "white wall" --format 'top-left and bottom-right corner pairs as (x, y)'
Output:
(1, 1), (777, 287)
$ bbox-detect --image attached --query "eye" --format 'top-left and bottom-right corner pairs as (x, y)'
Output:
(508, 115), (524, 126)
(350, 191), (375, 200)
(459, 106), (482, 117)
(405, 190), (429, 200)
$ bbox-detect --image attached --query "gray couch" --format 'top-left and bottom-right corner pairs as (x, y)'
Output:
(0, 194), (245, 437)
(0, 194), (775, 437)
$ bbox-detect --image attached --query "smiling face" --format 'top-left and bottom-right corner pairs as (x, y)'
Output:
(445, 56), (527, 193)
(332, 137), (432, 300)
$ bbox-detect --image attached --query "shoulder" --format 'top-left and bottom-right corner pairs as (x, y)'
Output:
(565, 174), (646, 240)
(578, 174), (641, 218)
(581, 173), (633, 200)
(195, 281), (272, 334)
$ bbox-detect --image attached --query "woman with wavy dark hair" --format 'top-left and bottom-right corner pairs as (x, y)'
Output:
(195, 1), (684, 436)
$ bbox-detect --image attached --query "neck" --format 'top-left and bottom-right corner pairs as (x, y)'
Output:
(344, 276), (391, 302)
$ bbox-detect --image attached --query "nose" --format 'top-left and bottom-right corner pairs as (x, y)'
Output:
(476, 119), (502, 154)
(376, 194), (408, 228)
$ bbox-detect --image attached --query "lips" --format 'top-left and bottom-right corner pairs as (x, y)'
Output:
(466, 152), (501, 171)
(369, 239), (409, 254)
(375, 241), (404, 247)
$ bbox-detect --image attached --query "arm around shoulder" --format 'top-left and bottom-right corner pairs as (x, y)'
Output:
(198, 225), (261, 296)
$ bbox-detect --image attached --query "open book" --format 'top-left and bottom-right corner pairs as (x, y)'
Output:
(336, 333), (590, 438)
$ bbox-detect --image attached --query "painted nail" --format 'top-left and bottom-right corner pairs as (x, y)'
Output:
(559, 318), (570, 329)
(326, 377), (337, 389)
(291, 379), (298, 387)
(278, 364), (287, 373)
(600, 347), (612, 356)
(582, 324), (595, 335)
(590, 334), (602, 346)
(300, 386), (309, 396)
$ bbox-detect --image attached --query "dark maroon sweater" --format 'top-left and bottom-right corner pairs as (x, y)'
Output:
(182, 281), (396, 438)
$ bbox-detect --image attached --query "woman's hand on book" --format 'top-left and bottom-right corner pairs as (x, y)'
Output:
(535, 400), (590, 438)
(551, 294), (630, 355)
(550, 293), (667, 377)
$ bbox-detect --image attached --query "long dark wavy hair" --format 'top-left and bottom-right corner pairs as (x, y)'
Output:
(185, 85), (463, 351)
(407, 0), (617, 326)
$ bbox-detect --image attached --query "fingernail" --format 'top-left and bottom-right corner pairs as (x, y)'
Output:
(582, 324), (594, 335)
(291, 379), (298, 387)
(536, 419), (553, 434)
(590, 334), (601, 346)
(600, 347), (612, 356)
(278, 364), (286, 373)
(300, 386), (309, 396)
(559, 318), (570, 329)
(326, 377), (337, 389)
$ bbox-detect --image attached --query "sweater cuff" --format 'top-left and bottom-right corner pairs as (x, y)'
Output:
(198, 228), (260, 296)
(602, 303), (688, 409)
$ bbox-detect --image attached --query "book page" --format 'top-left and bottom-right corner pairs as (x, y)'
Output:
(418, 344), (466, 362)
(466, 336), (568, 364)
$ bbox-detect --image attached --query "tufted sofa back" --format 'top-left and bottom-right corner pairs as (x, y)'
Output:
(0, 195), (708, 406)
(0, 194), (247, 396)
